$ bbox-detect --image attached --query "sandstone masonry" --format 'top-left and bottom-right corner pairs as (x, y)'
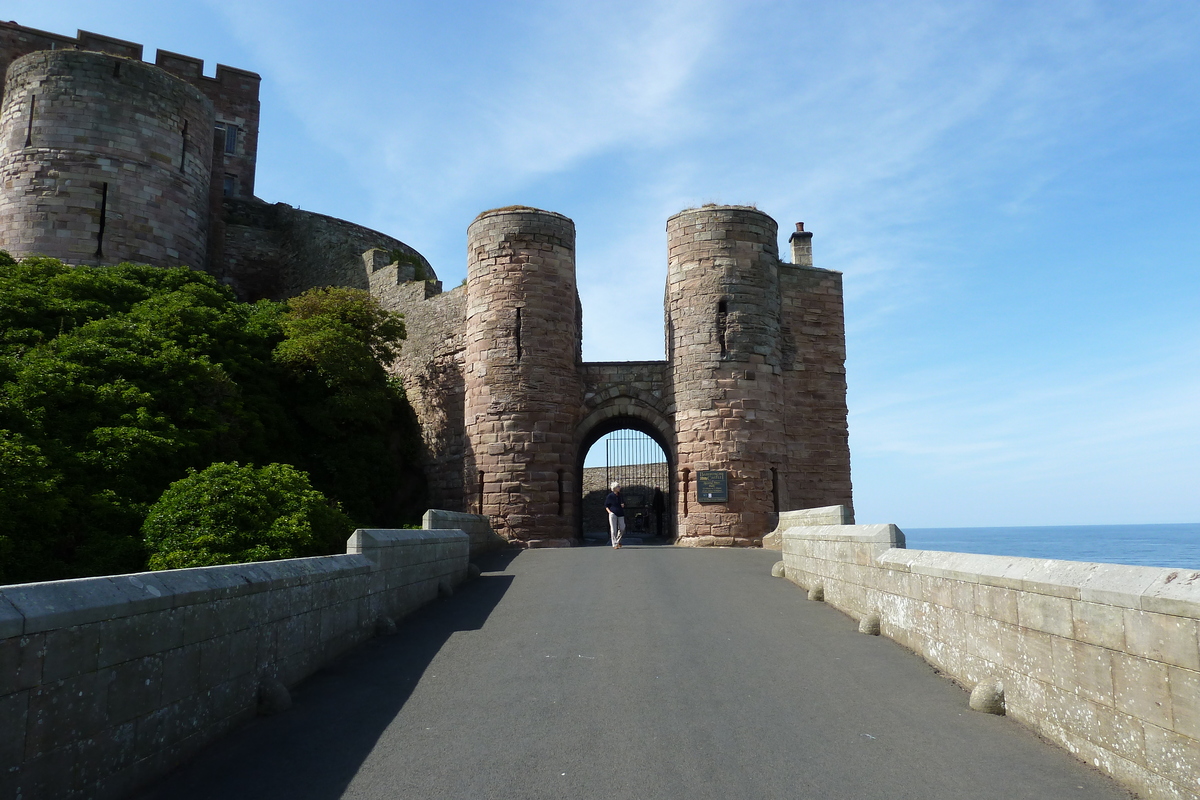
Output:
(0, 23), (853, 548)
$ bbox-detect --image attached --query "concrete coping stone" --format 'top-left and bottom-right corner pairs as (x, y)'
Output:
(0, 594), (23, 639)
(782, 523), (903, 546)
(776, 505), (853, 527)
(0, 555), (375, 635)
(1, 575), (134, 634)
(347, 529), (469, 553)
(875, 549), (1200, 616)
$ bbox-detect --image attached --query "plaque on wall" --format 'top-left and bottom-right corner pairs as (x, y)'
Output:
(696, 470), (728, 503)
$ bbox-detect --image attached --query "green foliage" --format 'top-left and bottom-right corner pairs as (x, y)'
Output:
(143, 462), (354, 569)
(0, 255), (426, 583)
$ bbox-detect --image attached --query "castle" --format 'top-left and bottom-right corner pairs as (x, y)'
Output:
(0, 22), (854, 546)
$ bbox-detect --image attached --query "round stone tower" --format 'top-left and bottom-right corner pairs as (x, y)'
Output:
(0, 50), (214, 268)
(666, 206), (786, 545)
(464, 207), (582, 547)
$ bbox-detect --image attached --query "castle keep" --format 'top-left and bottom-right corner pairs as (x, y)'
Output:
(0, 23), (853, 546)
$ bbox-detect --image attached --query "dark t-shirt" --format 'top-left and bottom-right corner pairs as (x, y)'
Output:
(605, 492), (625, 517)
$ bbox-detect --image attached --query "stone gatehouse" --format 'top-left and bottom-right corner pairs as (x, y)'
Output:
(385, 205), (854, 547)
(0, 22), (853, 547)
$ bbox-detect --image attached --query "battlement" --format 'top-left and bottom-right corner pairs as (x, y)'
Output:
(0, 21), (261, 87)
(0, 20), (260, 197)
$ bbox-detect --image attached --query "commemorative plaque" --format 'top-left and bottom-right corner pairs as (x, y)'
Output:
(696, 470), (728, 503)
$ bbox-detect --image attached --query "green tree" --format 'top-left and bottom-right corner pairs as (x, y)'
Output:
(0, 256), (427, 582)
(143, 462), (354, 569)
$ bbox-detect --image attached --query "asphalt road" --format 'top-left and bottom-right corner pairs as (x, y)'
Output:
(134, 545), (1134, 800)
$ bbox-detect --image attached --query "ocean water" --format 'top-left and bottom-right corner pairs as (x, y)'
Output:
(902, 523), (1200, 571)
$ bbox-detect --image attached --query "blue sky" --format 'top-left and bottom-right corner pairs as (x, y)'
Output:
(12, 1), (1200, 527)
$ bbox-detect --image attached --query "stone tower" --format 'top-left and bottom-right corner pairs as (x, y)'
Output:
(0, 50), (214, 268)
(666, 206), (789, 544)
(463, 208), (583, 547)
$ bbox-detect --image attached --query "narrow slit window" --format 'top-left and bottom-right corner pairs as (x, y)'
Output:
(112, 61), (121, 78)
(24, 94), (35, 147)
(478, 471), (485, 515)
(179, 120), (188, 172)
(557, 469), (564, 516)
(771, 467), (780, 513)
(224, 123), (237, 154)
(223, 174), (236, 197)
(682, 469), (690, 517)
(95, 182), (109, 258)
(717, 299), (728, 357)
(514, 307), (523, 361)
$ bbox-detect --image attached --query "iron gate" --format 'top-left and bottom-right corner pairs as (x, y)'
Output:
(582, 430), (671, 541)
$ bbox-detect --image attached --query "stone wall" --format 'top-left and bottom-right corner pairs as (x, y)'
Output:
(464, 208), (583, 546)
(0, 21), (260, 200)
(778, 241), (854, 516)
(423, 509), (506, 557)
(216, 198), (436, 301)
(666, 206), (787, 546)
(0, 50), (214, 269)
(0, 528), (469, 800)
(776, 518), (1200, 800)
(383, 279), (467, 513)
(761, 504), (852, 549)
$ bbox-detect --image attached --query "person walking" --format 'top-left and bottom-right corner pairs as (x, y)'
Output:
(605, 482), (626, 549)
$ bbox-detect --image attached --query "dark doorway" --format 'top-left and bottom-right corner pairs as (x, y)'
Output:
(579, 427), (672, 545)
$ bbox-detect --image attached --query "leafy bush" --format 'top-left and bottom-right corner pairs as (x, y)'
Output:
(0, 254), (427, 582)
(143, 462), (354, 569)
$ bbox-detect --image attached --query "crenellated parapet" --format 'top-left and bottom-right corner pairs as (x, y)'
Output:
(0, 20), (260, 199)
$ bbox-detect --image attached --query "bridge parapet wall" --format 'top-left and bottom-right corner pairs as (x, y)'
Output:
(777, 519), (1200, 800)
(761, 504), (854, 550)
(0, 528), (468, 800)
(423, 509), (505, 557)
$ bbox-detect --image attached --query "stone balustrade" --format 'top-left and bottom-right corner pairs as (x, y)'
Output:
(774, 515), (1200, 800)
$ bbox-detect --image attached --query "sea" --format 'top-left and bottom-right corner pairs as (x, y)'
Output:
(902, 523), (1200, 571)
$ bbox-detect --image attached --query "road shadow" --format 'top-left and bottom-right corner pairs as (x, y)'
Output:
(131, 549), (522, 800)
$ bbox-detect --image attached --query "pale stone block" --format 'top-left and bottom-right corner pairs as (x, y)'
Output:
(1113, 652), (1173, 729)
(1070, 640), (1116, 707)
(1073, 599), (1126, 651)
(1017, 628), (1056, 685)
(975, 584), (1019, 625)
(1168, 666), (1200, 740)
(1143, 723), (1200, 795)
(1079, 565), (1162, 610)
(1016, 592), (1073, 638)
(1093, 708), (1147, 760)
(1039, 683), (1101, 741)
(968, 615), (1006, 665)
(1123, 609), (1200, 670)
(1142, 569), (1200, 618)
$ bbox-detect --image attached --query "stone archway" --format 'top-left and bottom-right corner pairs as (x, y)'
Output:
(575, 396), (676, 543)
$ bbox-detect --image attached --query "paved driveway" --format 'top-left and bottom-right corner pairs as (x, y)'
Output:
(134, 545), (1133, 799)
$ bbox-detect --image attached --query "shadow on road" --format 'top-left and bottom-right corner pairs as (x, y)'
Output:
(132, 548), (522, 800)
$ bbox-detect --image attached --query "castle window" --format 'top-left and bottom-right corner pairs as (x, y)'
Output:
(557, 469), (565, 516)
(223, 174), (237, 197)
(215, 122), (238, 155)
(95, 183), (109, 259)
(515, 307), (522, 361)
(717, 299), (728, 357)
(179, 120), (188, 172)
(24, 95), (36, 147)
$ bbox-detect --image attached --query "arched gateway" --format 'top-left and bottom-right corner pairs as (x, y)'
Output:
(385, 205), (853, 547)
